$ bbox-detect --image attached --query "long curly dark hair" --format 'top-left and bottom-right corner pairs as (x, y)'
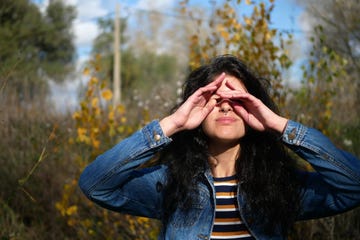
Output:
(161, 54), (301, 234)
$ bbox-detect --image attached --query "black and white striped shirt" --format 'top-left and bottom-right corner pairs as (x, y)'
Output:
(211, 175), (255, 240)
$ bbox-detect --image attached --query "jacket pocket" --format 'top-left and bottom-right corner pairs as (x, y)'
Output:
(169, 186), (209, 228)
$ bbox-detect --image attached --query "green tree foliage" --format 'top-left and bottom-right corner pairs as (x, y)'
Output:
(296, 0), (360, 125)
(290, 0), (360, 153)
(41, 0), (76, 82)
(0, 0), (76, 102)
(289, 26), (347, 134)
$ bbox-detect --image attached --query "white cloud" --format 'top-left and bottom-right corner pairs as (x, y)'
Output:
(298, 11), (314, 36)
(73, 19), (99, 46)
(49, 78), (80, 113)
(296, 10), (315, 56)
(70, 0), (110, 49)
(37, 0), (49, 13)
(72, 0), (109, 20)
(135, 0), (176, 11)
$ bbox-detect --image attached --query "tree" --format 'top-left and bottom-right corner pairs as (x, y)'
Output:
(296, 0), (360, 125)
(284, 1), (360, 239)
(0, 0), (76, 103)
(182, 0), (293, 109)
(41, 0), (76, 82)
(288, 27), (347, 135)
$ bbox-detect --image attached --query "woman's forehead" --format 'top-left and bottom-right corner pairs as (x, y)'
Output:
(219, 75), (246, 90)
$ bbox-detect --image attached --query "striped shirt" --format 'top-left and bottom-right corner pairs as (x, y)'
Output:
(211, 176), (255, 240)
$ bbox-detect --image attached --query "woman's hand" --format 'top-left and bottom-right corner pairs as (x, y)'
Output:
(217, 81), (288, 133)
(160, 73), (226, 137)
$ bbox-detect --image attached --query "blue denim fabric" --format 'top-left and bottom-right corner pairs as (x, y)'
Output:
(79, 120), (360, 240)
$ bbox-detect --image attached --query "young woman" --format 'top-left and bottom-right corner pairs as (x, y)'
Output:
(79, 55), (360, 239)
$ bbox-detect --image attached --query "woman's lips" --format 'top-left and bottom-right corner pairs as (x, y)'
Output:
(216, 116), (237, 124)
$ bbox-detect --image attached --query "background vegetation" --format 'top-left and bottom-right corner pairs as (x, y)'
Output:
(1, 0), (359, 239)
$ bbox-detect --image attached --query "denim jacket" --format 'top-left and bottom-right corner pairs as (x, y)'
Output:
(79, 120), (360, 239)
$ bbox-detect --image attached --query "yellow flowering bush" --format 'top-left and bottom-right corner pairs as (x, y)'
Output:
(56, 55), (158, 239)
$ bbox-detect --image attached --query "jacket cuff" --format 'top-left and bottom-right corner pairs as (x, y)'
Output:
(281, 120), (307, 146)
(142, 120), (172, 148)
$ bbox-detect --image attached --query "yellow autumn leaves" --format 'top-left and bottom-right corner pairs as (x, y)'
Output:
(101, 89), (113, 100)
(56, 55), (158, 239)
(187, 0), (291, 111)
(71, 63), (129, 149)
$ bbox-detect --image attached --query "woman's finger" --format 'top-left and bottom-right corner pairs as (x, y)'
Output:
(200, 72), (226, 93)
(210, 72), (226, 87)
(224, 79), (236, 90)
(193, 73), (226, 99)
(217, 91), (254, 102)
(203, 98), (217, 114)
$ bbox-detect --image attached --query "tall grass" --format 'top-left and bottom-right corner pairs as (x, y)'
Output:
(0, 102), (76, 239)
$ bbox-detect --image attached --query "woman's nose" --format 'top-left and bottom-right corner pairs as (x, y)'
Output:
(218, 99), (233, 113)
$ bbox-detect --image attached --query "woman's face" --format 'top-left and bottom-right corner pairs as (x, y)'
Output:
(202, 75), (247, 145)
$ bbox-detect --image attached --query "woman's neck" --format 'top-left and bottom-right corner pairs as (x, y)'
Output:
(208, 142), (240, 178)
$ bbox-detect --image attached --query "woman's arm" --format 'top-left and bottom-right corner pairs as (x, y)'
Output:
(78, 120), (171, 219)
(282, 120), (360, 219)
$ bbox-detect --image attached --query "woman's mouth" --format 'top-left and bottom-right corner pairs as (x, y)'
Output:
(216, 116), (236, 124)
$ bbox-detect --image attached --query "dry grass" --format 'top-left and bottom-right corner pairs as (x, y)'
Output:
(0, 101), (76, 239)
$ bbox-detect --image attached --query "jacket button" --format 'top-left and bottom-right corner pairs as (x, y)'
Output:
(154, 134), (161, 141)
(288, 128), (296, 140)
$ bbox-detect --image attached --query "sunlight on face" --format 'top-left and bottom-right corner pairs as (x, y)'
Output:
(202, 75), (247, 145)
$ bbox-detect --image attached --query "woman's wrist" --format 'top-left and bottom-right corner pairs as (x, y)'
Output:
(159, 115), (182, 137)
(268, 116), (288, 134)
